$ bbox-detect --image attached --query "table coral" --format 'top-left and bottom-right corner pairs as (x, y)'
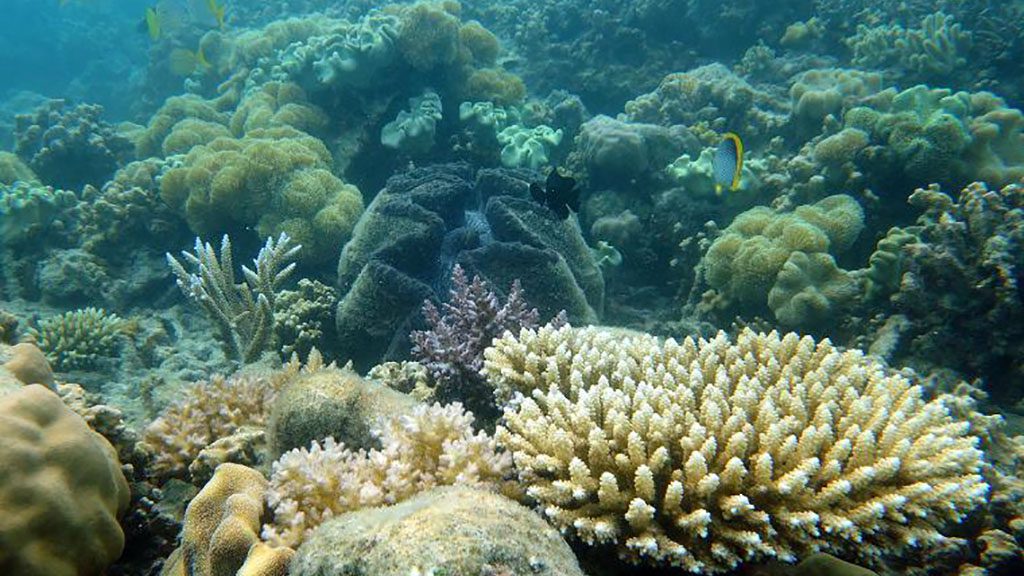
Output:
(262, 401), (511, 548)
(0, 385), (130, 576)
(486, 325), (988, 572)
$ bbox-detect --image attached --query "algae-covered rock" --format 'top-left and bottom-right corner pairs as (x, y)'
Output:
(291, 486), (585, 576)
(267, 365), (419, 459)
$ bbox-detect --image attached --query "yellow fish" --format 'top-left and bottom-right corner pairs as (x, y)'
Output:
(206, 0), (226, 29)
(144, 6), (161, 41)
(712, 132), (744, 194)
(169, 45), (211, 76)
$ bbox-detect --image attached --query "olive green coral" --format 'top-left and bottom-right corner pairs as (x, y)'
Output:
(27, 307), (124, 371)
(700, 195), (864, 328)
(159, 127), (364, 266)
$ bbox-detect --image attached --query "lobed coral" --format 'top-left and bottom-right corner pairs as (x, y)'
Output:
(159, 127), (364, 265)
(380, 90), (443, 155)
(0, 385), (130, 576)
(847, 12), (973, 87)
(0, 180), (77, 246)
(27, 307), (124, 372)
(274, 278), (338, 360)
(262, 401), (511, 548)
(487, 325), (989, 572)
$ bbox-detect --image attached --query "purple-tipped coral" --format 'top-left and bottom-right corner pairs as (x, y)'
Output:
(410, 265), (540, 417)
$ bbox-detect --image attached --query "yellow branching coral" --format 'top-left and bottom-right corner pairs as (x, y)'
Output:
(141, 373), (281, 480)
(486, 325), (989, 573)
(262, 402), (511, 548)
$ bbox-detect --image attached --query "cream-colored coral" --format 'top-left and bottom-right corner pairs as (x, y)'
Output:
(486, 325), (989, 572)
(142, 373), (280, 480)
(262, 402), (511, 548)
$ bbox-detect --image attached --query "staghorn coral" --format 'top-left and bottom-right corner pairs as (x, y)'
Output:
(27, 307), (124, 372)
(410, 264), (540, 418)
(0, 385), (130, 576)
(140, 373), (281, 481)
(487, 325), (989, 572)
(13, 99), (133, 190)
(262, 401), (511, 548)
(168, 234), (300, 364)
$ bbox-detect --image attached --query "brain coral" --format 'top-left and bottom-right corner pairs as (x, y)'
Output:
(701, 195), (864, 327)
(159, 126), (364, 266)
(486, 325), (988, 572)
(0, 385), (130, 576)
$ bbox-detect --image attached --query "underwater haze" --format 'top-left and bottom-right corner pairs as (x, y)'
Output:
(2, 1), (1024, 575)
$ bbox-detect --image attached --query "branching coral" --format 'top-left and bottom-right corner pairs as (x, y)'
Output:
(410, 264), (540, 417)
(27, 307), (124, 372)
(847, 12), (973, 87)
(140, 373), (281, 481)
(262, 401), (511, 548)
(168, 234), (300, 364)
(487, 325), (988, 572)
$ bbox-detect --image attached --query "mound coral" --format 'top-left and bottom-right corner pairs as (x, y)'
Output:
(141, 373), (281, 481)
(0, 385), (130, 576)
(135, 94), (231, 158)
(262, 402), (511, 548)
(159, 127), (364, 265)
(229, 81), (329, 137)
(0, 180), (77, 246)
(27, 307), (124, 372)
(292, 486), (584, 576)
(699, 195), (865, 328)
(486, 325), (988, 572)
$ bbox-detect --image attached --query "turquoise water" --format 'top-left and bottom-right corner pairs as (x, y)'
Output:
(1, 2), (1023, 576)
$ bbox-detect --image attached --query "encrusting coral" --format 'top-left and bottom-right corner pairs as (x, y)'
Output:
(486, 324), (989, 572)
(262, 401), (511, 548)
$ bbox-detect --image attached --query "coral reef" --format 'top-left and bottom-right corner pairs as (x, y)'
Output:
(27, 307), (124, 372)
(487, 325), (988, 572)
(274, 279), (338, 360)
(262, 401), (511, 548)
(410, 264), (540, 418)
(168, 234), (300, 364)
(0, 385), (130, 576)
(14, 99), (133, 190)
(291, 486), (585, 576)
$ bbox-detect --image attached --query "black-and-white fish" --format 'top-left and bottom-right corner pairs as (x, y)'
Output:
(530, 168), (580, 219)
